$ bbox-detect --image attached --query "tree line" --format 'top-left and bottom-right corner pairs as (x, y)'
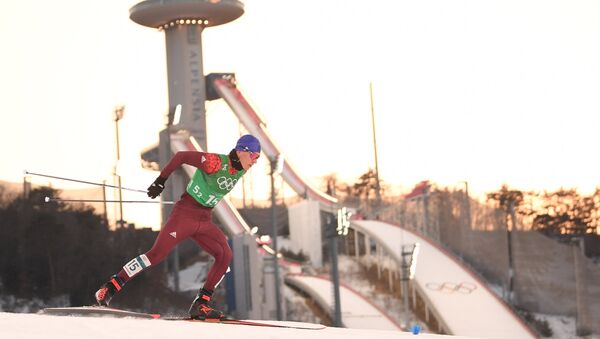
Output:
(323, 169), (599, 252)
(487, 184), (600, 238)
(0, 186), (184, 311)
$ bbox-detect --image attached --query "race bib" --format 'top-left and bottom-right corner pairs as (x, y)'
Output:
(123, 254), (151, 277)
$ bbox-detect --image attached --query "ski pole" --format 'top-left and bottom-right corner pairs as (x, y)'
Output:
(44, 197), (175, 205)
(24, 170), (147, 194)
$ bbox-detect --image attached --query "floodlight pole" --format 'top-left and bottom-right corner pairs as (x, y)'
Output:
(370, 82), (382, 217)
(114, 106), (125, 228)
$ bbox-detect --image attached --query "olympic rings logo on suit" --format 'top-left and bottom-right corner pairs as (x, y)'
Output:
(425, 282), (477, 294)
(217, 176), (237, 190)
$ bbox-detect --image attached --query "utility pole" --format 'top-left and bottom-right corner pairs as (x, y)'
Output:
(423, 184), (430, 237)
(462, 181), (471, 230)
(506, 200), (516, 303)
(401, 245), (411, 328)
(369, 82), (382, 218)
(325, 207), (352, 327)
(401, 243), (419, 329)
(102, 180), (108, 226)
(459, 181), (471, 260)
(22, 175), (31, 199)
(328, 207), (351, 327)
(270, 156), (282, 320)
(114, 105), (125, 228)
(167, 105), (181, 292)
(572, 238), (591, 336)
(328, 216), (342, 327)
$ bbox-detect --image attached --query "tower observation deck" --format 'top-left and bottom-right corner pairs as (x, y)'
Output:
(129, 0), (244, 149)
(130, 0), (244, 29)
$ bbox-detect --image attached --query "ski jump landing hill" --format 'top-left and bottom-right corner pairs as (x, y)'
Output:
(169, 74), (537, 338)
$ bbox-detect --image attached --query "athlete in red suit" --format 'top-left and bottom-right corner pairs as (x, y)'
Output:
(94, 135), (261, 320)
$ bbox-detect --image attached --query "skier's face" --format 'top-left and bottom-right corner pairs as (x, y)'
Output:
(238, 150), (259, 170)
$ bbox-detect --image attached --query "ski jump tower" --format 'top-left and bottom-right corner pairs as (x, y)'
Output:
(130, 0), (244, 221)
(129, 0), (244, 292)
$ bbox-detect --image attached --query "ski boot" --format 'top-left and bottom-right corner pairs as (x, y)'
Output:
(188, 288), (224, 320)
(94, 275), (124, 306)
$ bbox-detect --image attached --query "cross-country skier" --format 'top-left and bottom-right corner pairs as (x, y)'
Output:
(94, 134), (261, 320)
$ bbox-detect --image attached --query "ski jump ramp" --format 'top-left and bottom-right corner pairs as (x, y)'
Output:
(168, 74), (536, 338)
(351, 220), (537, 338)
(211, 75), (337, 211)
(285, 274), (402, 331)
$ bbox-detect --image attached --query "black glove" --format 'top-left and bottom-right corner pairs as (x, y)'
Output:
(147, 176), (166, 199)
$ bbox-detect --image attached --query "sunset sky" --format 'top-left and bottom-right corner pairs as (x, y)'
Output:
(2, 0), (599, 229)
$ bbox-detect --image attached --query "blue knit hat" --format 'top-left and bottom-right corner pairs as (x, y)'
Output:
(235, 134), (261, 153)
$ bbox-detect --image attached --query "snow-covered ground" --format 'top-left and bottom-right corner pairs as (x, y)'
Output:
(0, 295), (69, 313)
(536, 313), (577, 339)
(0, 311), (481, 339)
(286, 275), (402, 330)
(334, 255), (424, 330)
(284, 282), (324, 324)
(486, 284), (586, 339)
(167, 261), (209, 292)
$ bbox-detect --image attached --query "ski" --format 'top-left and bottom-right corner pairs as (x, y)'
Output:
(39, 306), (325, 330)
(39, 306), (159, 319)
(161, 316), (326, 330)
